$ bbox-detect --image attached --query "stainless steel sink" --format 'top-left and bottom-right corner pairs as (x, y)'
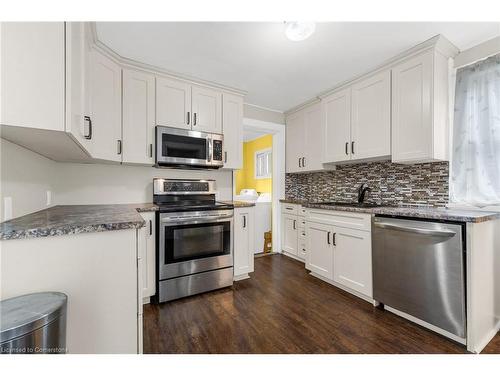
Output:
(317, 201), (382, 208)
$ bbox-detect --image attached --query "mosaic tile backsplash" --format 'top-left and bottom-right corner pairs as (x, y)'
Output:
(285, 161), (449, 207)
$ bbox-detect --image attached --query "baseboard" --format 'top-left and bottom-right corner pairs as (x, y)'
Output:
(309, 272), (373, 304)
(281, 251), (305, 263)
(468, 320), (500, 353)
(385, 305), (467, 345)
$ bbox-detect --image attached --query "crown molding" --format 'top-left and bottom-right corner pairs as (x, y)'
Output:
(88, 22), (247, 97)
(284, 34), (459, 115)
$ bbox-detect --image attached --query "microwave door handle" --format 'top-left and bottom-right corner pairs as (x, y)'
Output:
(207, 138), (213, 162)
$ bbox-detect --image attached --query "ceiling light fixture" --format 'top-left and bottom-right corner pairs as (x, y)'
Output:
(284, 22), (316, 42)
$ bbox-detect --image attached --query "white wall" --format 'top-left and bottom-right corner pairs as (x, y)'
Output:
(55, 162), (233, 205)
(0, 139), (57, 221)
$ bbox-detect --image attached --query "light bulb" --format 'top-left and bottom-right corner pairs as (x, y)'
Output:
(284, 22), (316, 42)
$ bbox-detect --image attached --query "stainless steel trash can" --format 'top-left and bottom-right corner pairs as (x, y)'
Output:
(0, 292), (67, 354)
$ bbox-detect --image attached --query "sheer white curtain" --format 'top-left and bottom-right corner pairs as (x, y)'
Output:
(450, 53), (500, 207)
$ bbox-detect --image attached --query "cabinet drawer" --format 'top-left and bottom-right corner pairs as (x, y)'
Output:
(306, 209), (372, 232)
(298, 241), (307, 260)
(281, 203), (299, 215)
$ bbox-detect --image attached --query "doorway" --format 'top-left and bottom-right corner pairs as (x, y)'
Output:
(233, 118), (285, 256)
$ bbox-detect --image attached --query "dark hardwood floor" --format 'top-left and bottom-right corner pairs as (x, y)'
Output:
(144, 254), (500, 354)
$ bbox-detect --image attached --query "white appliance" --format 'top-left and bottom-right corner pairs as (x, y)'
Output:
(235, 189), (272, 254)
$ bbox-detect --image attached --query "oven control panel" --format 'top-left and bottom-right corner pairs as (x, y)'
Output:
(213, 140), (223, 161)
(154, 178), (216, 195)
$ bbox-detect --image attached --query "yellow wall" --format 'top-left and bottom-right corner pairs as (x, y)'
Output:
(235, 134), (272, 195)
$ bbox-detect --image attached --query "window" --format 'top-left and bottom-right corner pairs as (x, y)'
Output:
(450, 53), (500, 207)
(255, 148), (272, 179)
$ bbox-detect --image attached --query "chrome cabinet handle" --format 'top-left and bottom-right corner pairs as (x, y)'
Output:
(149, 220), (152, 236)
(351, 141), (355, 154)
(243, 215), (246, 228)
(293, 220), (296, 230)
(117, 140), (122, 155)
(149, 144), (153, 158)
(84, 116), (92, 140)
(327, 231), (331, 245)
(193, 113), (197, 126)
(373, 222), (456, 237)
(345, 142), (349, 155)
(187, 112), (190, 125)
(332, 232), (336, 246)
(298, 158), (302, 168)
(224, 151), (227, 163)
(302, 157), (306, 167)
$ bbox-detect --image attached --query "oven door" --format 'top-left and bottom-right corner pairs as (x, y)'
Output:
(156, 126), (212, 168)
(159, 210), (233, 280)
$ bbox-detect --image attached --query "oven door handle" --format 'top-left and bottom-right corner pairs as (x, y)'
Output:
(161, 216), (233, 225)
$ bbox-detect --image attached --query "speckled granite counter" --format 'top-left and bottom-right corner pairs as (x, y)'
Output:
(280, 199), (500, 223)
(221, 200), (256, 208)
(0, 204), (160, 241)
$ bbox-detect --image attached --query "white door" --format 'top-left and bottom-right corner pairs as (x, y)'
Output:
(351, 70), (391, 160)
(0, 22), (65, 131)
(122, 69), (155, 165)
(222, 93), (243, 169)
(65, 22), (93, 154)
(303, 102), (323, 172)
(234, 208), (255, 277)
(391, 50), (433, 163)
(322, 87), (351, 163)
(191, 85), (222, 133)
(306, 221), (333, 279)
(88, 49), (122, 162)
(285, 110), (305, 173)
(332, 226), (372, 297)
(156, 76), (191, 129)
(139, 212), (156, 299)
(282, 214), (298, 256)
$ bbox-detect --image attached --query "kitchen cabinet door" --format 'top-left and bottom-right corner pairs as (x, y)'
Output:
(139, 212), (156, 300)
(306, 221), (333, 279)
(332, 226), (372, 297)
(88, 49), (122, 162)
(391, 50), (433, 163)
(222, 93), (243, 169)
(282, 213), (299, 256)
(234, 207), (255, 278)
(122, 69), (155, 165)
(351, 70), (391, 160)
(156, 76), (192, 130)
(322, 87), (351, 163)
(0, 22), (65, 131)
(303, 102), (323, 172)
(285, 110), (305, 173)
(66, 22), (93, 154)
(191, 85), (222, 133)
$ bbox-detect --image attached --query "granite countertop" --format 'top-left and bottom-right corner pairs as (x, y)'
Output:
(222, 200), (256, 208)
(280, 199), (500, 223)
(0, 204), (160, 241)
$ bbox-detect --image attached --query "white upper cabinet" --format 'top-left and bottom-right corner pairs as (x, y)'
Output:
(285, 102), (323, 173)
(322, 88), (351, 163)
(0, 22), (65, 131)
(88, 49), (122, 162)
(222, 93), (243, 169)
(65, 22), (93, 154)
(351, 70), (391, 160)
(156, 76), (192, 130)
(122, 69), (155, 165)
(191, 85), (222, 133)
(392, 50), (450, 163)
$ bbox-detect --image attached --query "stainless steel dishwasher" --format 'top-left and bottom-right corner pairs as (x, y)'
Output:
(372, 216), (466, 340)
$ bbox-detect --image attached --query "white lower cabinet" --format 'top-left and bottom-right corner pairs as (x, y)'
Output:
(305, 209), (373, 299)
(281, 203), (307, 261)
(305, 221), (333, 279)
(282, 213), (299, 257)
(332, 226), (372, 297)
(233, 206), (255, 280)
(139, 212), (156, 300)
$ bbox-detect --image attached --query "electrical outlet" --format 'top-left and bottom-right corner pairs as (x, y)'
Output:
(3, 197), (12, 221)
(46, 190), (52, 206)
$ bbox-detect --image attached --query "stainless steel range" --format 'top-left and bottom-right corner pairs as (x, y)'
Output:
(152, 178), (234, 303)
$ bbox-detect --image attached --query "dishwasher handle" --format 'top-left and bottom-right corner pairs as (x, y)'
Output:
(373, 222), (457, 238)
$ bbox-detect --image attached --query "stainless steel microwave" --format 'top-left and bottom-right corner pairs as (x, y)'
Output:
(155, 126), (224, 169)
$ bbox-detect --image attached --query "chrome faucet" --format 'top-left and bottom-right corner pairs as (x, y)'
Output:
(357, 183), (371, 204)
